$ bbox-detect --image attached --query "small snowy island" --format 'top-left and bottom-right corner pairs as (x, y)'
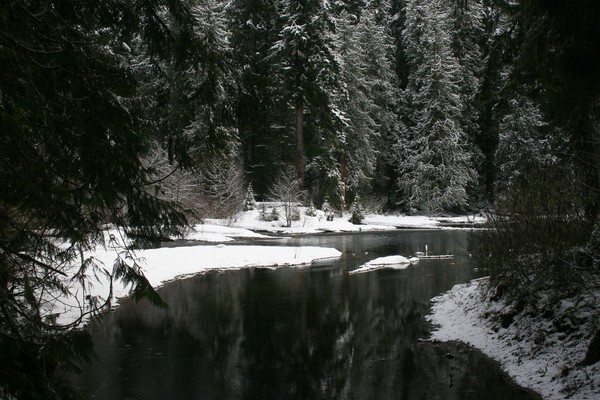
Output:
(349, 255), (417, 275)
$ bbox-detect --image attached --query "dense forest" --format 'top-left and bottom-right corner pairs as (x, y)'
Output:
(1, 0), (599, 398)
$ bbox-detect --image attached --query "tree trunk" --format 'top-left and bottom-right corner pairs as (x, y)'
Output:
(575, 115), (600, 224)
(296, 105), (305, 187)
(340, 149), (347, 206)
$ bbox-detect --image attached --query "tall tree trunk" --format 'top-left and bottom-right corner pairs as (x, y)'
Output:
(246, 132), (254, 183)
(575, 115), (600, 224)
(296, 104), (305, 187)
(340, 148), (347, 206)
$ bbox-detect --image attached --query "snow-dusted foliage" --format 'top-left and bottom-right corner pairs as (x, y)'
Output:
(329, 4), (400, 204)
(226, 0), (283, 197)
(396, 0), (476, 213)
(270, 0), (339, 186)
(244, 184), (258, 211)
(135, 0), (238, 165)
(348, 194), (365, 224)
(445, 0), (485, 142)
(495, 96), (550, 192)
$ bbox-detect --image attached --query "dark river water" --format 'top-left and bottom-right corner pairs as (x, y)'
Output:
(74, 230), (541, 400)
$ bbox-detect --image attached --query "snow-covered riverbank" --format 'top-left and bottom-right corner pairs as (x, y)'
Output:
(50, 210), (484, 326)
(202, 208), (486, 235)
(50, 209), (600, 399)
(428, 278), (600, 400)
(51, 232), (341, 325)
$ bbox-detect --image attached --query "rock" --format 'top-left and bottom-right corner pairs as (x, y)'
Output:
(583, 329), (600, 366)
(501, 313), (514, 329)
(534, 331), (545, 345)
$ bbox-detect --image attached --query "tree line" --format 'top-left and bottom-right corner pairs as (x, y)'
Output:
(1, 0), (599, 398)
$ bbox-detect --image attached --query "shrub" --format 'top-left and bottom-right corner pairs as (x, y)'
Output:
(477, 168), (592, 303)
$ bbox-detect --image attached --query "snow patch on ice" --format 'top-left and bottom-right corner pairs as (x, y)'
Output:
(349, 255), (412, 275)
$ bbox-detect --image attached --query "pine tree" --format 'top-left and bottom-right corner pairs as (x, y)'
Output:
(329, 4), (399, 205)
(270, 0), (339, 187)
(495, 96), (549, 193)
(445, 0), (485, 201)
(138, 0), (237, 165)
(396, 0), (476, 212)
(512, 0), (600, 224)
(472, 0), (514, 201)
(227, 0), (283, 197)
(359, 3), (401, 203)
(0, 0), (222, 397)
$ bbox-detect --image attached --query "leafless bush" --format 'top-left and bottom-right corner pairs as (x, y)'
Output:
(142, 144), (201, 210)
(142, 145), (244, 223)
(269, 167), (304, 227)
(196, 157), (245, 223)
(477, 169), (591, 303)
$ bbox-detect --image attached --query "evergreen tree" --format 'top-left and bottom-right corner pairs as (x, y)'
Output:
(0, 0), (225, 397)
(495, 95), (549, 194)
(270, 0), (339, 187)
(445, 0), (485, 202)
(511, 0), (600, 225)
(137, 0), (237, 166)
(329, 4), (399, 205)
(227, 0), (283, 197)
(478, 0), (600, 297)
(359, 2), (401, 204)
(472, 0), (514, 201)
(397, 0), (476, 212)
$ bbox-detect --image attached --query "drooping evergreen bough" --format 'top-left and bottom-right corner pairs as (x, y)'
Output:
(0, 0), (225, 398)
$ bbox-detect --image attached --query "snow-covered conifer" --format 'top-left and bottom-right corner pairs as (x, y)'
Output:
(396, 0), (476, 212)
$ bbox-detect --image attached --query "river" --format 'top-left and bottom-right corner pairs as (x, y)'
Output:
(74, 230), (541, 400)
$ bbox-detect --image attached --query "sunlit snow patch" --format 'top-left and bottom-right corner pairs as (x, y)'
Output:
(349, 255), (414, 275)
(182, 223), (274, 242)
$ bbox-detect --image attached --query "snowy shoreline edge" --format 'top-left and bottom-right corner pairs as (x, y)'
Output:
(427, 278), (600, 400)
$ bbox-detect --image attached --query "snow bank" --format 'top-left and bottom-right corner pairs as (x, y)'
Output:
(141, 244), (342, 283)
(364, 214), (441, 229)
(48, 208), (486, 327)
(182, 223), (274, 242)
(220, 205), (486, 235)
(50, 236), (341, 326)
(428, 278), (600, 400)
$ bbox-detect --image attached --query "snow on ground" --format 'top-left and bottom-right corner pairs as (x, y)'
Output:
(218, 208), (398, 234)
(201, 205), (486, 236)
(428, 278), (600, 400)
(49, 206), (486, 342)
(50, 207), (600, 400)
(50, 224), (341, 325)
(182, 223), (275, 242)
(349, 255), (414, 275)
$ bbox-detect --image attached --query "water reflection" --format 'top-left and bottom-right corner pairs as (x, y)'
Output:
(75, 231), (540, 400)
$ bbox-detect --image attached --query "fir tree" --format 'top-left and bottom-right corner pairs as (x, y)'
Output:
(227, 0), (283, 197)
(0, 0), (223, 397)
(270, 0), (339, 187)
(397, 0), (476, 212)
(329, 4), (399, 205)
